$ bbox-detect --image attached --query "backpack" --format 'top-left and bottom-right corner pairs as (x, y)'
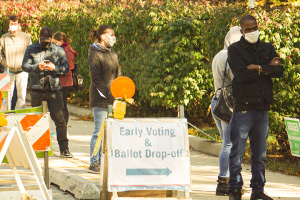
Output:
(72, 63), (84, 90)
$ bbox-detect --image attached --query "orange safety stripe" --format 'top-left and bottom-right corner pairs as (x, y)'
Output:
(1, 84), (9, 91)
(32, 129), (50, 151)
(0, 134), (8, 152)
(20, 114), (44, 132)
(0, 74), (10, 91)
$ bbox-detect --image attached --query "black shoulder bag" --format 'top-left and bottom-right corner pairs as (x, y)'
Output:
(72, 63), (84, 91)
(212, 61), (234, 123)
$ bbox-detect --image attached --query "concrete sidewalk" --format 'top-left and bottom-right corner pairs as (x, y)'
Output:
(1, 102), (300, 200)
(51, 104), (300, 199)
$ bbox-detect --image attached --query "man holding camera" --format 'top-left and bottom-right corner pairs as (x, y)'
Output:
(22, 27), (73, 158)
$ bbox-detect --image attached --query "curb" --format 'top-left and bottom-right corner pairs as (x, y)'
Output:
(28, 92), (222, 158)
(67, 103), (93, 118)
(26, 94), (223, 199)
(66, 102), (223, 155)
(65, 102), (223, 199)
(189, 135), (222, 157)
(66, 101), (223, 157)
(50, 168), (100, 199)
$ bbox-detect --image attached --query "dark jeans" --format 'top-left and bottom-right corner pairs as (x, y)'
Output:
(31, 90), (68, 152)
(229, 110), (268, 193)
(61, 87), (70, 124)
(11, 85), (17, 110)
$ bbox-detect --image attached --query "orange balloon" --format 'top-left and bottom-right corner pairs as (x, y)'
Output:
(110, 76), (135, 98)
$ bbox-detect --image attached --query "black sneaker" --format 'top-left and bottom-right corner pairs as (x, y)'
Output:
(250, 191), (273, 200)
(229, 188), (242, 200)
(89, 163), (100, 174)
(60, 150), (73, 158)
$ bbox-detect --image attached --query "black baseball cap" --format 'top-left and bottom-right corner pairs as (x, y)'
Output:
(39, 27), (53, 42)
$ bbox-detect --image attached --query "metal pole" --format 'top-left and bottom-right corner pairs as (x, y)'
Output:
(108, 105), (113, 118)
(42, 101), (50, 189)
(178, 104), (184, 118)
(178, 105), (190, 198)
(174, 104), (185, 197)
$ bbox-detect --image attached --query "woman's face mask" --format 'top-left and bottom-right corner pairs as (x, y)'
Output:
(243, 30), (260, 44)
(104, 35), (116, 47)
(9, 25), (19, 32)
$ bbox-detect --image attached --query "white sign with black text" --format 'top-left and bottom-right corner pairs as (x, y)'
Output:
(106, 118), (190, 192)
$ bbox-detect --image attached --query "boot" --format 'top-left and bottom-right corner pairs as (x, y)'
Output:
(229, 188), (242, 200)
(216, 176), (229, 196)
(250, 191), (273, 200)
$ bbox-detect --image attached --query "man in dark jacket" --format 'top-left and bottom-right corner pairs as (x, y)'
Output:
(22, 27), (72, 158)
(227, 15), (284, 200)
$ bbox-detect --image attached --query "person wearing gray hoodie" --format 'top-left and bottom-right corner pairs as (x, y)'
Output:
(211, 26), (242, 196)
(88, 25), (121, 173)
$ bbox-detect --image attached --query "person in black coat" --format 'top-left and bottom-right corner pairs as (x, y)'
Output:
(88, 24), (121, 173)
(227, 15), (284, 200)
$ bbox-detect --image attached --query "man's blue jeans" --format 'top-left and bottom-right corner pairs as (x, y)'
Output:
(229, 110), (268, 192)
(211, 97), (232, 178)
(90, 107), (108, 165)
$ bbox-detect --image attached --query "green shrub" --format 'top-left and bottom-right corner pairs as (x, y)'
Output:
(1, 0), (299, 157)
(254, 7), (300, 156)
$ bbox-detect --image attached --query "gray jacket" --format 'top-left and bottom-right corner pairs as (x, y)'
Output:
(88, 43), (121, 108)
(22, 41), (69, 91)
(212, 26), (242, 97)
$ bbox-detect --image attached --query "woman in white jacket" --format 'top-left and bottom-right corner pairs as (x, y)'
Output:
(211, 26), (242, 196)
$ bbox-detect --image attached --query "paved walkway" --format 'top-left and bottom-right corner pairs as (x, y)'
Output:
(0, 103), (300, 199)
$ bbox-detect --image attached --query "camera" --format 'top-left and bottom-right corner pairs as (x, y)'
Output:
(44, 60), (50, 64)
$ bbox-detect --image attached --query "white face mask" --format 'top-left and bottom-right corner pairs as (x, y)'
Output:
(243, 30), (260, 43)
(105, 36), (116, 47)
(9, 25), (19, 32)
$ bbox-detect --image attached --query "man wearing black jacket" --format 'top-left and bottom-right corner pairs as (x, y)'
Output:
(22, 27), (72, 158)
(227, 15), (284, 200)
